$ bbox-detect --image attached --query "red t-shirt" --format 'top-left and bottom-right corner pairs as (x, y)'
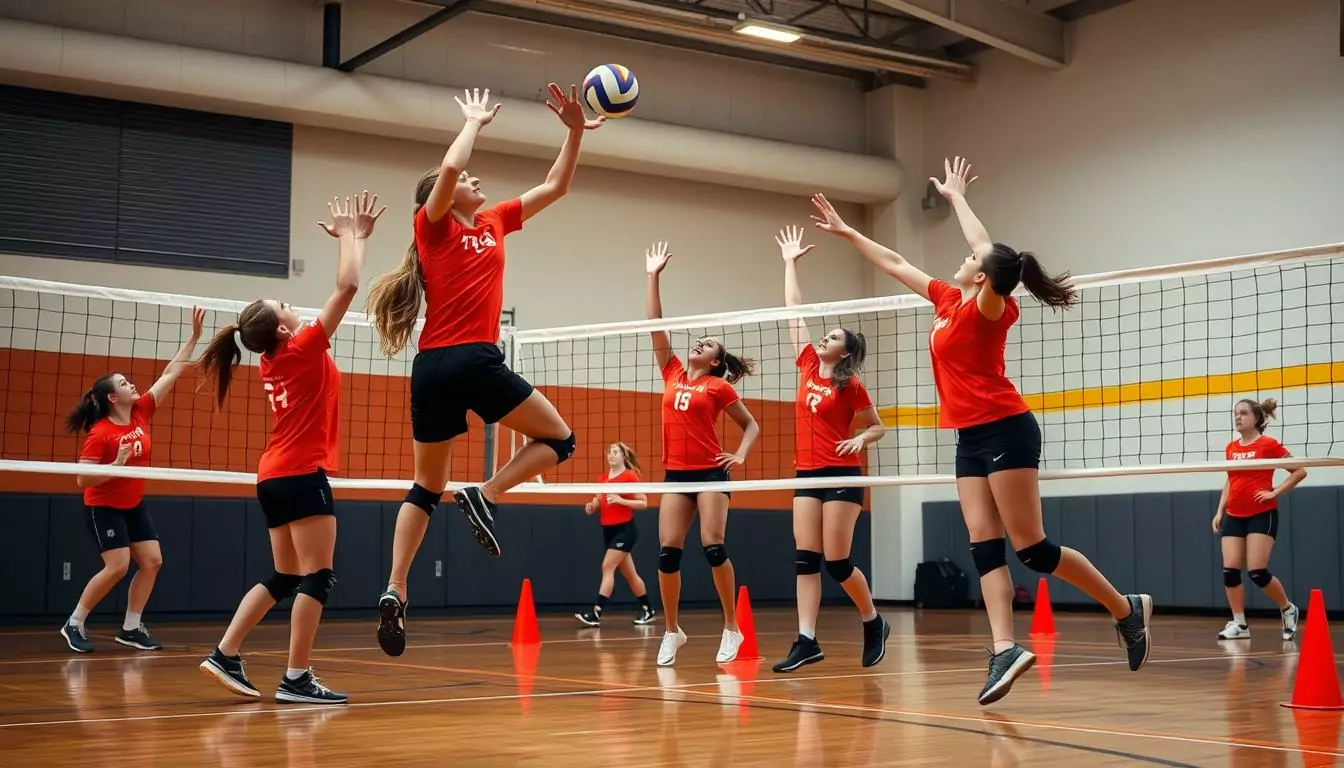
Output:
(795, 345), (873, 470)
(257, 320), (341, 482)
(80, 393), (156, 509)
(414, 199), (523, 350)
(927, 279), (1030, 430)
(660, 355), (741, 470)
(1224, 435), (1290, 517)
(596, 468), (639, 526)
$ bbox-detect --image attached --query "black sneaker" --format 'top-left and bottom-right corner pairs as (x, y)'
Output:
(200, 648), (259, 698)
(772, 635), (825, 673)
(633, 605), (657, 625)
(977, 644), (1036, 705)
(455, 486), (501, 557)
(61, 622), (94, 654)
(276, 669), (347, 705)
(861, 615), (891, 668)
(115, 625), (162, 651)
(1115, 593), (1153, 671)
(575, 609), (601, 627)
(376, 589), (407, 657)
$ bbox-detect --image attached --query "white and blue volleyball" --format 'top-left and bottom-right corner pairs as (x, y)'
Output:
(582, 64), (639, 118)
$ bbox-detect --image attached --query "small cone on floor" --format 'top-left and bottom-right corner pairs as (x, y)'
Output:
(511, 578), (541, 646)
(1030, 577), (1057, 637)
(1281, 589), (1343, 710)
(732, 585), (762, 661)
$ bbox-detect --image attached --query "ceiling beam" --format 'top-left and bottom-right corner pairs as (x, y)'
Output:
(870, 0), (1065, 68)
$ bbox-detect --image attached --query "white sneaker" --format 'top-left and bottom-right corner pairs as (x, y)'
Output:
(1281, 603), (1300, 641)
(1218, 620), (1250, 640)
(658, 628), (687, 667)
(716, 628), (744, 663)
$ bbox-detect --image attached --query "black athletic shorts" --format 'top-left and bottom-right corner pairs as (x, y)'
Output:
(411, 342), (534, 443)
(1220, 508), (1278, 539)
(257, 470), (335, 529)
(87, 504), (158, 552)
(664, 467), (732, 499)
(602, 521), (639, 552)
(794, 466), (865, 504)
(954, 410), (1042, 478)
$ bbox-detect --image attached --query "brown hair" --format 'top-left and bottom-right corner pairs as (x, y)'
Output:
(195, 300), (281, 408)
(983, 243), (1077, 310)
(365, 169), (437, 358)
(706, 341), (756, 385)
(830, 329), (867, 390)
(1238, 397), (1279, 433)
(610, 441), (641, 474)
(65, 373), (120, 434)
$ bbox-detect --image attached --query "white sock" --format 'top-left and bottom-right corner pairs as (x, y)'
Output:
(1233, 612), (1246, 626)
(799, 626), (815, 639)
(286, 668), (308, 681)
(861, 609), (878, 622)
(123, 612), (141, 632)
(70, 606), (90, 627)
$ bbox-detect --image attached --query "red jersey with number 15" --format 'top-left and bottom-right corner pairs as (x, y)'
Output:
(660, 356), (741, 470)
(80, 393), (157, 509)
(1224, 435), (1290, 518)
(257, 320), (341, 483)
(414, 199), (523, 350)
(795, 345), (872, 470)
(927, 279), (1030, 430)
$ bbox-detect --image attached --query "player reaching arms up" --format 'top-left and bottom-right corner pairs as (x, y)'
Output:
(812, 157), (1152, 706)
(365, 85), (603, 657)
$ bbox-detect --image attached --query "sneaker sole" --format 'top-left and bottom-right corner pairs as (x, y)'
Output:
(633, 615), (656, 625)
(862, 621), (892, 668)
(574, 614), (600, 627)
(60, 626), (92, 654)
(977, 650), (1037, 706)
(773, 651), (825, 673)
(275, 690), (348, 705)
(1130, 594), (1154, 671)
(114, 636), (162, 651)
(376, 596), (406, 657)
(455, 491), (502, 557)
(199, 660), (260, 698)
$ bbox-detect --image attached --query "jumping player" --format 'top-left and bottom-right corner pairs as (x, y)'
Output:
(772, 225), (890, 673)
(1213, 397), (1303, 641)
(812, 157), (1152, 706)
(575, 442), (657, 627)
(196, 190), (384, 704)
(60, 306), (204, 654)
(365, 84), (603, 657)
(644, 241), (760, 666)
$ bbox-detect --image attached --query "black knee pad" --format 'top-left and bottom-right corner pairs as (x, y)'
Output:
(1248, 569), (1273, 588)
(1223, 567), (1243, 588)
(795, 549), (822, 575)
(1015, 538), (1062, 574)
(824, 557), (854, 583)
(538, 432), (576, 464)
(405, 483), (444, 516)
(703, 544), (728, 568)
(970, 538), (1008, 577)
(658, 546), (683, 574)
(297, 568), (337, 606)
(261, 571), (302, 602)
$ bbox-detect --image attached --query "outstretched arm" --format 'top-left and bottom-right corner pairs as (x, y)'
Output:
(520, 84), (605, 222)
(147, 306), (205, 405)
(778, 225), (816, 358)
(811, 194), (934, 303)
(425, 88), (501, 223)
(645, 242), (673, 372)
(932, 156), (993, 259)
(316, 190), (386, 337)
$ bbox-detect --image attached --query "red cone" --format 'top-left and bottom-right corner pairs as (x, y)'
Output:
(511, 578), (541, 646)
(732, 585), (762, 661)
(1030, 577), (1057, 636)
(1281, 589), (1343, 710)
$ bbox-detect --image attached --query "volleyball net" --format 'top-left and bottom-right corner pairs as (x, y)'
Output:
(3, 241), (1344, 495)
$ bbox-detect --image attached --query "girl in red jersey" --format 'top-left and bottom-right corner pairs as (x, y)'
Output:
(645, 241), (761, 667)
(771, 225), (890, 674)
(813, 157), (1152, 706)
(365, 85), (603, 656)
(195, 190), (384, 705)
(1212, 397), (1303, 641)
(574, 442), (657, 626)
(60, 308), (205, 654)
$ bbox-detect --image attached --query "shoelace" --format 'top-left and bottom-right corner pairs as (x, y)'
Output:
(984, 647), (1017, 677)
(1116, 619), (1145, 648)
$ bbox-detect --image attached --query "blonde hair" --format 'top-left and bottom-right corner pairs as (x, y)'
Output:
(610, 441), (641, 474)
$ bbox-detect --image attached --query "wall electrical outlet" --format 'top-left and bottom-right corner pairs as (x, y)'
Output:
(63, 562), (71, 581)
(435, 560), (443, 578)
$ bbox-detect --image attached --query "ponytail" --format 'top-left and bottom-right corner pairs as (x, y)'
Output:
(197, 325), (244, 408)
(830, 329), (867, 390)
(366, 239), (425, 359)
(983, 243), (1077, 310)
(65, 373), (118, 434)
(1238, 397), (1279, 433)
(712, 348), (756, 385)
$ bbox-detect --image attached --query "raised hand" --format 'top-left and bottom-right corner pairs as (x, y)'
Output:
(645, 241), (671, 275)
(189, 306), (205, 341)
(319, 190), (387, 239)
(114, 440), (134, 466)
(809, 193), (852, 236)
(776, 225), (816, 262)
(455, 87), (502, 126)
(545, 83), (605, 131)
(930, 156), (978, 200)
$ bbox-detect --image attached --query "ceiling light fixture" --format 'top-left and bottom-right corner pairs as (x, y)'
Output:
(732, 20), (803, 44)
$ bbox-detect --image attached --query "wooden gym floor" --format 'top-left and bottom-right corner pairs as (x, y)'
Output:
(0, 606), (1339, 767)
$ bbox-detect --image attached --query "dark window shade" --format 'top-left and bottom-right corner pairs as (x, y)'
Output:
(0, 84), (292, 277)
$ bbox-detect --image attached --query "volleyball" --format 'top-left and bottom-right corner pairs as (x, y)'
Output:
(582, 64), (639, 118)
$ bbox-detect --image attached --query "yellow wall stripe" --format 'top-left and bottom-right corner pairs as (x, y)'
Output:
(877, 362), (1344, 429)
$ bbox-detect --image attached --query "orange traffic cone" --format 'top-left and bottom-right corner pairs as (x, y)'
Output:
(1281, 589), (1343, 710)
(1030, 578), (1057, 636)
(511, 578), (541, 646)
(732, 585), (762, 661)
